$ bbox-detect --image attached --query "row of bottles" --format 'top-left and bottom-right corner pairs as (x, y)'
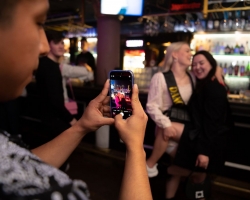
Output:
(222, 61), (250, 76)
(207, 11), (250, 32)
(195, 40), (250, 55)
(174, 11), (250, 33)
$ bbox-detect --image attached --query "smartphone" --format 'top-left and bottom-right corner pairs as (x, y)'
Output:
(109, 70), (134, 119)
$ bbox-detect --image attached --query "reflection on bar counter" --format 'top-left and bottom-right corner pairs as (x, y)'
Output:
(225, 76), (249, 94)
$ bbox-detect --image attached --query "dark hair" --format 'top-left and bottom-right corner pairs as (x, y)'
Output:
(46, 30), (65, 44)
(81, 37), (87, 43)
(193, 50), (217, 79)
(0, 0), (18, 27)
(193, 50), (217, 91)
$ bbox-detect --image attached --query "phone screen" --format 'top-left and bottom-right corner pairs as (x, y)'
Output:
(109, 70), (133, 119)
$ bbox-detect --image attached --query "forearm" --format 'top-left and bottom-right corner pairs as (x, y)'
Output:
(31, 124), (86, 168)
(119, 147), (152, 200)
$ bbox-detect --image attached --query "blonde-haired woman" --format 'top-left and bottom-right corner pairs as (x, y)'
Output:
(146, 41), (194, 177)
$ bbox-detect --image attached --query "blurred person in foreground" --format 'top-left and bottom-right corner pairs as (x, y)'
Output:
(0, 0), (152, 199)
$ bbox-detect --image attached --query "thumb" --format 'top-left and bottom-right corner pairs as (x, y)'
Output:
(195, 159), (199, 167)
(115, 112), (123, 121)
(131, 84), (143, 114)
(114, 113), (124, 125)
(100, 118), (115, 126)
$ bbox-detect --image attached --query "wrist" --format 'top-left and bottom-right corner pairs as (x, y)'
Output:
(126, 144), (145, 155)
(71, 121), (88, 137)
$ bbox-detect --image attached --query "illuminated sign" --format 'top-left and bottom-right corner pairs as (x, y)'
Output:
(170, 0), (203, 12)
(126, 40), (144, 47)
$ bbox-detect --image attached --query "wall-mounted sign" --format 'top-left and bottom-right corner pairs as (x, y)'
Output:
(170, 0), (203, 12)
(126, 40), (144, 47)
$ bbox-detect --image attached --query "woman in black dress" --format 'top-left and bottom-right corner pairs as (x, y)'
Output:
(164, 51), (233, 200)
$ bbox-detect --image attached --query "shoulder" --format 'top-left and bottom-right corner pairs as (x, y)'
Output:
(151, 72), (165, 82)
(86, 52), (95, 58)
(204, 79), (227, 97)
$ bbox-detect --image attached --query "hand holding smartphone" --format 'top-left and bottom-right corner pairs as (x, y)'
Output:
(109, 70), (134, 119)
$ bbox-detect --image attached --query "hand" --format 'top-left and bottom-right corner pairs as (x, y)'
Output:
(75, 79), (114, 133)
(114, 84), (148, 150)
(196, 154), (209, 169)
(215, 65), (225, 85)
(70, 118), (77, 126)
(84, 63), (93, 72)
(163, 126), (177, 141)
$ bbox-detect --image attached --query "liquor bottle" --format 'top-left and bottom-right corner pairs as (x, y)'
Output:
(233, 11), (242, 31)
(230, 46), (234, 54)
(207, 14), (214, 31)
(195, 19), (203, 32)
(228, 62), (234, 75)
(220, 12), (230, 31)
(246, 61), (250, 76)
(228, 12), (233, 30)
(224, 44), (230, 54)
(214, 42), (220, 54)
(234, 43), (240, 54)
(245, 15), (250, 31)
(223, 63), (228, 76)
(240, 61), (245, 76)
(245, 41), (250, 55)
(239, 44), (245, 55)
(234, 61), (239, 76)
(241, 11), (246, 30)
(214, 17), (220, 31)
(219, 43), (225, 55)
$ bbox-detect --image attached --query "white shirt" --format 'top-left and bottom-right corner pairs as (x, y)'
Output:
(60, 63), (94, 102)
(146, 72), (195, 129)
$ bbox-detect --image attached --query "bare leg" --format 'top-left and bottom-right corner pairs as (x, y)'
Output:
(146, 126), (168, 168)
(166, 165), (207, 199)
(165, 165), (190, 199)
(165, 175), (181, 199)
(146, 123), (184, 168)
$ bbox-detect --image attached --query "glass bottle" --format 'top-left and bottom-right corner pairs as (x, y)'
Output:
(207, 14), (214, 31)
(219, 43), (225, 55)
(246, 62), (250, 76)
(233, 11), (242, 31)
(239, 44), (245, 55)
(241, 11), (246, 30)
(228, 11), (233, 30)
(220, 12), (229, 31)
(223, 63), (228, 76)
(214, 17), (220, 31)
(245, 15), (250, 31)
(245, 41), (250, 55)
(214, 42), (220, 54)
(234, 61), (239, 76)
(234, 43), (240, 54)
(240, 61), (245, 76)
(228, 62), (233, 75)
(224, 44), (230, 54)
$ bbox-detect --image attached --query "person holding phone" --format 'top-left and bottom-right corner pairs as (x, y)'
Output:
(0, 1), (152, 199)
